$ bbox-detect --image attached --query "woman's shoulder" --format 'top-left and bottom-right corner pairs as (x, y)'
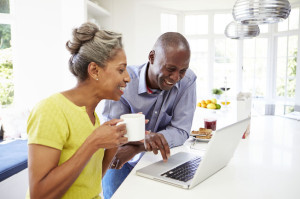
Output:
(31, 93), (64, 115)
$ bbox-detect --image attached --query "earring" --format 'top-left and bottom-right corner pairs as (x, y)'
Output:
(96, 78), (99, 81)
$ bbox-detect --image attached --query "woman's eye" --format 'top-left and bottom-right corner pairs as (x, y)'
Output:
(119, 69), (124, 73)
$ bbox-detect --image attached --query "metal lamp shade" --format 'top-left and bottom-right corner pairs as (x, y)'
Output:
(233, 0), (291, 25)
(225, 21), (260, 39)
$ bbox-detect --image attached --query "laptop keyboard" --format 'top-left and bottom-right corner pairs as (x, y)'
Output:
(160, 156), (202, 182)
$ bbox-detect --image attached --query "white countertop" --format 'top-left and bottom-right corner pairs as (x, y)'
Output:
(112, 116), (300, 199)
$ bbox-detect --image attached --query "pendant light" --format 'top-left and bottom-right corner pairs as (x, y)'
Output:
(233, 0), (291, 25)
(225, 21), (260, 39)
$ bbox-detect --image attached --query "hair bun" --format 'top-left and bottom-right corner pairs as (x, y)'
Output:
(66, 22), (99, 54)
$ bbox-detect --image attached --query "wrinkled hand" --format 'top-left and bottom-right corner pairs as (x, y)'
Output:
(144, 133), (170, 162)
(109, 144), (143, 169)
(90, 119), (128, 149)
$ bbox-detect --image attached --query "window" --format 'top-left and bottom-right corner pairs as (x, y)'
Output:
(161, 7), (300, 112)
(275, 8), (299, 99)
(276, 36), (298, 98)
(243, 38), (268, 98)
(278, 8), (299, 32)
(214, 14), (232, 34)
(185, 13), (237, 98)
(259, 24), (269, 33)
(214, 38), (237, 95)
(161, 13), (177, 33)
(0, 0), (10, 14)
(185, 15), (208, 35)
(188, 38), (209, 97)
(0, 0), (14, 107)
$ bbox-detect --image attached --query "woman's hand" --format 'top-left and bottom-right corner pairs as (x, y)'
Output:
(88, 119), (128, 150)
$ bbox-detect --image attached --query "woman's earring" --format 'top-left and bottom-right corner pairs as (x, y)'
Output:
(96, 78), (99, 81)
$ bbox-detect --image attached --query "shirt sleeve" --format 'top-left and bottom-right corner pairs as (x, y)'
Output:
(158, 80), (197, 148)
(101, 98), (131, 121)
(27, 100), (69, 150)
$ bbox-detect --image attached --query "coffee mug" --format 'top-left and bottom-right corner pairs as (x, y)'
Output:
(117, 113), (145, 142)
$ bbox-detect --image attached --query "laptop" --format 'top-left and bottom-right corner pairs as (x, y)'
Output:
(136, 117), (250, 189)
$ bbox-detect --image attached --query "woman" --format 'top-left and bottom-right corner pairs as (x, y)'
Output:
(26, 22), (130, 199)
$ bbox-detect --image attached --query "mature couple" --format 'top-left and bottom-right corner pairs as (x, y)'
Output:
(26, 22), (196, 199)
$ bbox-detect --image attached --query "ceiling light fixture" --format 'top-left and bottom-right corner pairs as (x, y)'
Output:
(233, 0), (291, 25)
(225, 21), (260, 39)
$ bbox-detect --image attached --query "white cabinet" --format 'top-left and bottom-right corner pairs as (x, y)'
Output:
(86, 0), (111, 29)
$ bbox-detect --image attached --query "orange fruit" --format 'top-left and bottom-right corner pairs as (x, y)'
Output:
(206, 99), (212, 104)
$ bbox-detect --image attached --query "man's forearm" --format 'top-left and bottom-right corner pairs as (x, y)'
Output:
(102, 147), (118, 176)
(125, 142), (146, 152)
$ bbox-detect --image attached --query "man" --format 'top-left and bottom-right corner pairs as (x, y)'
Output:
(101, 32), (197, 199)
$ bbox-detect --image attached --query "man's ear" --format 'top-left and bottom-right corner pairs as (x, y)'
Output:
(87, 62), (99, 81)
(148, 50), (155, 64)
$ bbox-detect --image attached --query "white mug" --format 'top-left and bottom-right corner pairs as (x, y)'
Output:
(117, 113), (145, 142)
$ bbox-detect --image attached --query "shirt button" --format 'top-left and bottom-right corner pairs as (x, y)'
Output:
(155, 111), (158, 114)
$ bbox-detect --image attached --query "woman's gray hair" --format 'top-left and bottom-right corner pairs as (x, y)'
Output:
(66, 22), (123, 81)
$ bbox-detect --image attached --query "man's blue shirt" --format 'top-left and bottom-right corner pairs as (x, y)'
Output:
(101, 63), (197, 165)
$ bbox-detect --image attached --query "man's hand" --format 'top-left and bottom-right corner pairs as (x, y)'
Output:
(144, 133), (170, 162)
(109, 144), (144, 169)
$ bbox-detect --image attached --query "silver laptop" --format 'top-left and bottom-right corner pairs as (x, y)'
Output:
(136, 117), (250, 189)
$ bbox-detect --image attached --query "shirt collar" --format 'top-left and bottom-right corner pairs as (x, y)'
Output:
(138, 62), (179, 94)
(138, 63), (149, 94)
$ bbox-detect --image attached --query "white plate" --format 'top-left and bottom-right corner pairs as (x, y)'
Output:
(190, 135), (212, 142)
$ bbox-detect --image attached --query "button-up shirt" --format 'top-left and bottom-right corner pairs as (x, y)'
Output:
(100, 63), (197, 166)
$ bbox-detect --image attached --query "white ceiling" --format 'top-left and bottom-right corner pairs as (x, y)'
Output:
(138, 0), (300, 11)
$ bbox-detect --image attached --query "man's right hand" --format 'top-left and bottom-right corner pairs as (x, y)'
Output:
(144, 132), (170, 162)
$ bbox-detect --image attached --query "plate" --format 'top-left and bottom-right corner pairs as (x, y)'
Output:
(191, 135), (211, 142)
(190, 131), (214, 142)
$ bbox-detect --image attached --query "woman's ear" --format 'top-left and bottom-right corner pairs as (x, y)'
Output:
(87, 62), (99, 81)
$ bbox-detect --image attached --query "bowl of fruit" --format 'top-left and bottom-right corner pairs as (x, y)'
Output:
(197, 98), (221, 110)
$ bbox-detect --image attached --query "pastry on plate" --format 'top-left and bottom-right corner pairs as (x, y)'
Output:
(196, 134), (212, 139)
(191, 128), (212, 136)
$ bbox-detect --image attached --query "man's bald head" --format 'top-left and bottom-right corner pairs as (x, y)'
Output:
(153, 32), (190, 55)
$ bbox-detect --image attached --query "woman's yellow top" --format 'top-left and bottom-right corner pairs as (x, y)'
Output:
(26, 93), (103, 199)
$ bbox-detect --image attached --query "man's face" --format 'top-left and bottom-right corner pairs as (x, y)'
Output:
(149, 47), (190, 91)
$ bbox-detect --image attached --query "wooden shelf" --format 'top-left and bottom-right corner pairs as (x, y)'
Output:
(87, 0), (110, 17)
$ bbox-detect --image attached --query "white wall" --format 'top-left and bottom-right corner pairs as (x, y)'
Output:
(104, 0), (163, 65)
(13, 0), (83, 108)
(134, 3), (162, 64)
